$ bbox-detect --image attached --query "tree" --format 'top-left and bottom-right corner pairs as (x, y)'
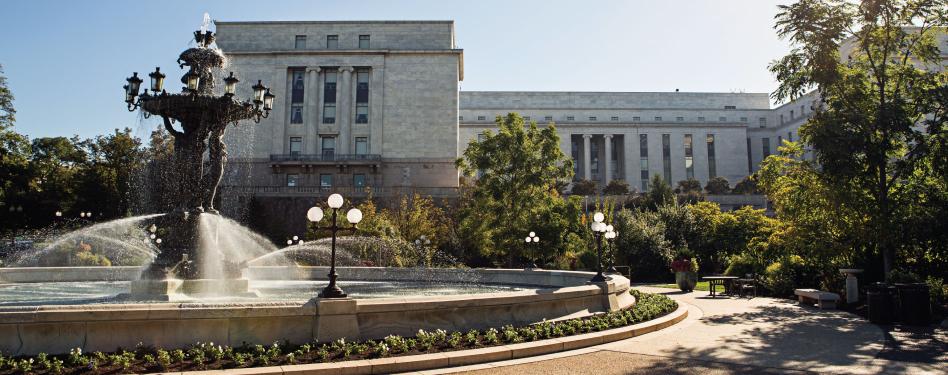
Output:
(769, 0), (948, 278)
(704, 176), (731, 195)
(603, 179), (631, 195)
(456, 113), (576, 266)
(76, 128), (145, 218)
(643, 174), (674, 210)
(0, 64), (31, 227)
(732, 176), (760, 194)
(675, 178), (702, 193)
(570, 179), (597, 195)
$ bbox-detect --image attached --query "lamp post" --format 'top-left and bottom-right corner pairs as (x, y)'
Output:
(605, 227), (619, 274)
(590, 212), (608, 282)
(525, 231), (540, 269)
(414, 235), (432, 267)
(307, 193), (363, 298)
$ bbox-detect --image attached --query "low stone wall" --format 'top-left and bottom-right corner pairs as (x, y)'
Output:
(0, 266), (143, 283)
(0, 268), (634, 356)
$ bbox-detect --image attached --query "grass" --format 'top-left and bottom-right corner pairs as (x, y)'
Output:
(646, 281), (725, 292)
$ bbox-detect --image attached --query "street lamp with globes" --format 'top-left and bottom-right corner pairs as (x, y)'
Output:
(307, 193), (363, 298)
(589, 212), (610, 282)
(525, 231), (540, 269)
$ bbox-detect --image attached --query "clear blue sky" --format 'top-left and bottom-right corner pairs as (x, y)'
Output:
(2, 0), (792, 140)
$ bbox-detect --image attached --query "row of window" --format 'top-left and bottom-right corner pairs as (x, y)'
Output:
(463, 115), (759, 124)
(778, 104), (808, 125)
(287, 173), (367, 188)
(289, 68), (371, 125)
(295, 34), (371, 49)
(287, 136), (370, 155)
(745, 131), (796, 173)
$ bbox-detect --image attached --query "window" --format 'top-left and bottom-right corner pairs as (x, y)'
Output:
(762, 137), (771, 158)
(724, 105), (736, 109)
(780, 114), (784, 124)
(790, 110), (795, 119)
(639, 134), (649, 192)
(633, 116), (641, 122)
(289, 137), (302, 155)
(759, 117), (767, 128)
(566, 116), (575, 121)
(746, 138), (753, 173)
(740, 117), (748, 122)
(323, 71), (337, 123)
(477, 116), (486, 121)
(319, 174), (332, 190)
(321, 137), (336, 158)
(611, 116), (619, 121)
(788, 132), (793, 142)
(287, 174), (299, 187)
(355, 137), (368, 155)
(707, 134), (716, 179)
(590, 141), (599, 179)
(676, 116), (684, 122)
(353, 174), (366, 188)
(524, 116), (531, 121)
(458, 116), (463, 121)
(589, 116), (597, 121)
(800, 104), (805, 115)
(544, 116), (553, 121)
(291, 104), (304, 124)
(684, 134), (694, 180)
(355, 69), (369, 123)
(359, 35), (370, 49)
(290, 69), (305, 123)
(719, 116), (727, 122)
(655, 116), (662, 121)
(698, 116), (705, 122)
(662, 134), (672, 184)
(778, 136), (783, 147)
(326, 35), (338, 48)
(295, 35), (306, 49)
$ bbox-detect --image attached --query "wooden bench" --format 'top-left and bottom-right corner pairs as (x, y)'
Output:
(794, 289), (840, 309)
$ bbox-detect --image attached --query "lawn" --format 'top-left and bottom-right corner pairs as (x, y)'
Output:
(646, 281), (725, 292)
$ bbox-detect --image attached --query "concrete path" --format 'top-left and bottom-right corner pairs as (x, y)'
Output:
(407, 287), (946, 375)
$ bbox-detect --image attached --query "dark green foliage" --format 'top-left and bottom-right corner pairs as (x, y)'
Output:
(704, 177), (730, 195)
(570, 179), (597, 195)
(602, 179), (631, 195)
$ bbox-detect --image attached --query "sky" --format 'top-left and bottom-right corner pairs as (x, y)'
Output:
(1, 0), (793, 140)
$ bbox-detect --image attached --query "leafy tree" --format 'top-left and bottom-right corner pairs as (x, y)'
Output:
(570, 179), (597, 195)
(76, 128), (145, 218)
(602, 179), (631, 195)
(642, 175), (674, 210)
(611, 209), (673, 281)
(456, 113), (575, 266)
(704, 176), (731, 195)
(769, 0), (948, 277)
(732, 176), (760, 194)
(675, 178), (702, 193)
(0, 64), (31, 228)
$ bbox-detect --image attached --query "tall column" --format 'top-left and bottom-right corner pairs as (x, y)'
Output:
(337, 66), (354, 154)
(304, 67), (320, 154)
(582, 134), (592, 181)
(604, 134), (613, 184)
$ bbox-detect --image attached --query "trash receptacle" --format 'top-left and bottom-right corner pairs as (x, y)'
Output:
(895, 283), (931, 325)
(867, 283), (896, 324)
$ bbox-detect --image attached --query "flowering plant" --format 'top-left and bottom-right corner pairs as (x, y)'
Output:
(671, 258), (698, 273)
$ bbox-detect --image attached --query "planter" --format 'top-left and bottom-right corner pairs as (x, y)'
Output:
(675, 271), (697, 292)
(867, 283), (897, 324)
(895, 283), (931, 325)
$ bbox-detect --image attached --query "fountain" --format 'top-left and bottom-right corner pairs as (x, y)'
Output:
(121, 21), (275, 299)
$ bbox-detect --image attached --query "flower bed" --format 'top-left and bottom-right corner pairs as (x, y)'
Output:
(0, 290), (676, 374)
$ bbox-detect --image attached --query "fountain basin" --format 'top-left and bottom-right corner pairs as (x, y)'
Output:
(0, 267), (634, 356)
(129, 278), (255, 300)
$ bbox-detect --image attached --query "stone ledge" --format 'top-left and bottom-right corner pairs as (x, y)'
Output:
(175, 303), (689, 374)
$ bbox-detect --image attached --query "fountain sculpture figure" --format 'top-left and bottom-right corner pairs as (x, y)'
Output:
(124, 25), (274, 286)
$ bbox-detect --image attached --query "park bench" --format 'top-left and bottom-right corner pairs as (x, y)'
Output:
(794, 288), (840, 309)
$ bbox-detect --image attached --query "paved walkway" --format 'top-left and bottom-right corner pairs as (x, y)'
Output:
(408, 287), (947, 375)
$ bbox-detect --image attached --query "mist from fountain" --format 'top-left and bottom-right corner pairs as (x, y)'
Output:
(197, 213), (285, 279)
(10, 214), (164, 268)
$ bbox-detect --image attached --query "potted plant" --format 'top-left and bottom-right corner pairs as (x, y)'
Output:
(672, 258), (699, 292)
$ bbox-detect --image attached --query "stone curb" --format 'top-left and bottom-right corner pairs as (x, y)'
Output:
(172, 303), (689, 375)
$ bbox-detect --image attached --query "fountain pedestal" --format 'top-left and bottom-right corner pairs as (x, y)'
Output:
(130, 278), (257, 301)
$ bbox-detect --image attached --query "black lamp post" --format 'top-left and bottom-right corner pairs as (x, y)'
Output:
(590, 212), (608, 282)
(414, 235), (432, 267)
(307, 193), (363, 298)
(605, 227), (619, 274)
(525, 231), (540, 269)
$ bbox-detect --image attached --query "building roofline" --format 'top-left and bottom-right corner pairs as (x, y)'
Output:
(460, 90), (769, 96)
(214, 20), (455, 26)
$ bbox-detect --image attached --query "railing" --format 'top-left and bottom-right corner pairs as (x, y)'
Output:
(269, 154), (382, 162)
(219, 185), (461, 197)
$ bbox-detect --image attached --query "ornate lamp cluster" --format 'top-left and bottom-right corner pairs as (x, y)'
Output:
(590, 212), (617, 282)
(124, 68), (274, 123)
(307, 194), (363, 298)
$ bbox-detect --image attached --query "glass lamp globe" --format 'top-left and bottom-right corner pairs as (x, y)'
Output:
(263, 89), (275, 111)
(287, 239), (293, 245)
(306, 206), (324, 222)
(605, 231), (616, 239)
(606, 224), (614, 232)
(346, 208), (363, 224)
(292, 235), (299, 241)
(252, 80), (266, 103)
(529, 231), (536, 237)
(149, 67), (165, 92)
(525, 237), (531, 243)
(327, 194), (344, 209)
(593, 212), (604, 223)
(223, 72), (239, 96)
(533, 236), (539, 242)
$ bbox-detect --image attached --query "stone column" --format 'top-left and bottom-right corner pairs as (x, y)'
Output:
(604, 134), (613, 185)
(582, 134), (592, 181)
(304, 67), (321, 154)
(337, 66), (354, 155)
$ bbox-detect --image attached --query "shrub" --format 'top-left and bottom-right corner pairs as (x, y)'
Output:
(704, 177), (731, 194)
(926, 276), (945, 307)
(763, 255), (811, 296)
(603, 179), (631, 195)
(724, 252), (763, 277)
(571, 179), (597, 195)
